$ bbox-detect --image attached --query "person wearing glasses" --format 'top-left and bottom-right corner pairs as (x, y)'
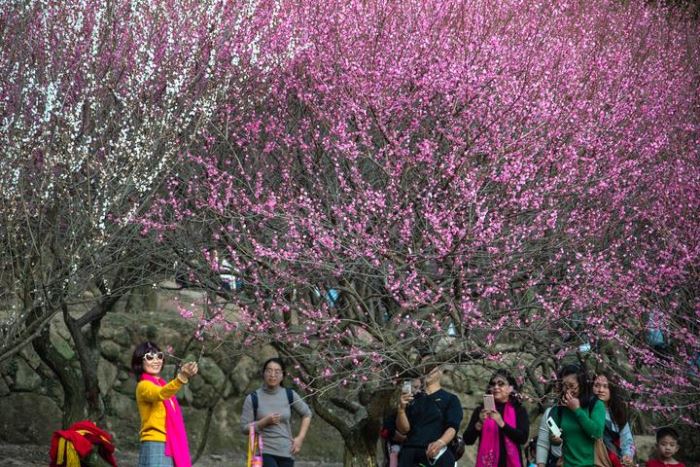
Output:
(463, 369), (530, 467)
(547, 364), (605, 467)
(240, 357), (313, 467)
(131, 341), (199, 467)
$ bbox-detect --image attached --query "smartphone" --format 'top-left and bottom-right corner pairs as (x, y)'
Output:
(430, 445), (448, 461)
(546, 416), (562, 438)
(483, 394), (496, 411)
(402, 380), (413, 394)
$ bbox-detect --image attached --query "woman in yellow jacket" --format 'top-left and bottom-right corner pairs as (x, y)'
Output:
(131, 341), (198, 467)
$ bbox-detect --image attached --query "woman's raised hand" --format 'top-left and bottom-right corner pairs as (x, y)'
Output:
(180, 362), (198, 379)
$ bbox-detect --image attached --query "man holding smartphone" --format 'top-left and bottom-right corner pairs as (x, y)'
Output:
(395, 360), (462, 467)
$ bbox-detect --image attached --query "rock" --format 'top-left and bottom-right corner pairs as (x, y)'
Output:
(98, 358), (118, 395)
(191, 383), (218, 409)
(49, 326), (75, 360)
(0, 393), (61, 443)
(19, 346), (41, 370)
(199, 357), (226, 389)
(12, 359), (41, 392)
(221, 380), (232, 399)
(635, 435), (656, 462)
(114, 327), (134, 347)
(180, 383), (194, 405)
(114, 375), (137, 396)
(259, 345), (279, 362)
(0, 377), (10, 397)
(106, 391), (139, 424)
(230, 355), (256, 395)
(155, 327), (185, 348)
(100, 340), (122, 362)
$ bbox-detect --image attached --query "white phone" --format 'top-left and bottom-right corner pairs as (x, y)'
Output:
(430, 445), (448, 461)
(546, 416), (562, 438)
(483, 394), (496, 411)
(402, 380), (413, 394)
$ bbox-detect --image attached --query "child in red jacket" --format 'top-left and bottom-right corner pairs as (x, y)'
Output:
(645, 427), (685, 467)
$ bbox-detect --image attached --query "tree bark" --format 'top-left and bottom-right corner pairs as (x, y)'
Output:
(311, 391), (388, 467)
(342, 428), (381, 467)
(32, 322), (87, 427)
(65, 293), (122, 424)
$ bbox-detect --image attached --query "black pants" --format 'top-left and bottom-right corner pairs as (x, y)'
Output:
(398, 446), (455, 467)
(262, 454), (294, 467)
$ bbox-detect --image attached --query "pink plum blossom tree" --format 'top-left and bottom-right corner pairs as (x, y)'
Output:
(143, 0), (700, 463)
(1, 0), (698, 463)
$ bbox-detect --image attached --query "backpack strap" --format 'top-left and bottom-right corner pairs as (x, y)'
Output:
(551, 405), (561, 427)
(250, 390), (259, 421)
(250, 387), (295, 420)
(286, 387), (294, 407)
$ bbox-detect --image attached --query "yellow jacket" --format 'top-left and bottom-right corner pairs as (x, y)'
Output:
(135, 377), (185, 442)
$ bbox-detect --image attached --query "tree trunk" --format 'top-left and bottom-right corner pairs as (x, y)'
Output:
(342, 428), (380, 467)
(67, 295), (121, 424)
(32, 323), (87, 427)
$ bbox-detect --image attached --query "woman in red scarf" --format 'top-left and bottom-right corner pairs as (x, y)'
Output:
(131, 341), (198, 467)
(463, 370), (530, 467)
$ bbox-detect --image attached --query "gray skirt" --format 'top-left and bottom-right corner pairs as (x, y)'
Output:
(138, 441), (174, 467)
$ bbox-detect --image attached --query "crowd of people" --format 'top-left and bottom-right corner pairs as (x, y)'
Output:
(381, 361), (688, 467)
(123, 340), (688, 467)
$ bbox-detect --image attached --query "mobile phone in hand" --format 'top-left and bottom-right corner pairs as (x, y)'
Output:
(402, 380), (413, 394)
(483, 394), (496, 411)
(546, 416), (562, 438)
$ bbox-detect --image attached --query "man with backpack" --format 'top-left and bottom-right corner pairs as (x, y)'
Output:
(395, 360), (463, 467)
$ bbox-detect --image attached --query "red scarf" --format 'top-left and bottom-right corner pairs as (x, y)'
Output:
(141, 374), (191, 467)
(475, 401), (521, 467)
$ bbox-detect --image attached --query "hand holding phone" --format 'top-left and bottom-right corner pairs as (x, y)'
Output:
(483, 394), (496, 411)
(402, 380), (413, 394)
(546, 416), (562, 438)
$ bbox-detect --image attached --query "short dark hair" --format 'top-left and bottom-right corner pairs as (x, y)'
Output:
(262, 357), (286, 378)
(656, 427), (680, 443)
(131, 341), (161, 382)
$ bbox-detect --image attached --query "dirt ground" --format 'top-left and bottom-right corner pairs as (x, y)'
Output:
(0, 444), (342, 466)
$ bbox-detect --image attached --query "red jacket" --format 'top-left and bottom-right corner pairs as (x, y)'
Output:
(49, 420), (117, 467)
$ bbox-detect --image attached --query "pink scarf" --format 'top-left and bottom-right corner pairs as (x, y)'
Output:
(475, 401), (521, 467)
(141, 374), (191, 467)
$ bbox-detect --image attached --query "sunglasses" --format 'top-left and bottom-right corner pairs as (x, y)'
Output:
(489, 380), (508, 388)
(143, 352), (164, 362)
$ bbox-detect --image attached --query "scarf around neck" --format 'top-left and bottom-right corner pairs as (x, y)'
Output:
(475, 401), (521, 467)
(141, 373), (191, 467)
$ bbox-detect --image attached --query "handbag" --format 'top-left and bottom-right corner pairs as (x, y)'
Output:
(448, 436), (466, 461)
(247, 423), (263, 467)
(594, 438), (614, 467)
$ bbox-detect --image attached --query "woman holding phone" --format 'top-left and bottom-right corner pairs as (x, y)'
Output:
(132, 341), (198, 467)
(463, 369), (530, 467)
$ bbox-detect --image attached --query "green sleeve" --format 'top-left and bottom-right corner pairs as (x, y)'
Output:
(573, 399), (605, 439)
